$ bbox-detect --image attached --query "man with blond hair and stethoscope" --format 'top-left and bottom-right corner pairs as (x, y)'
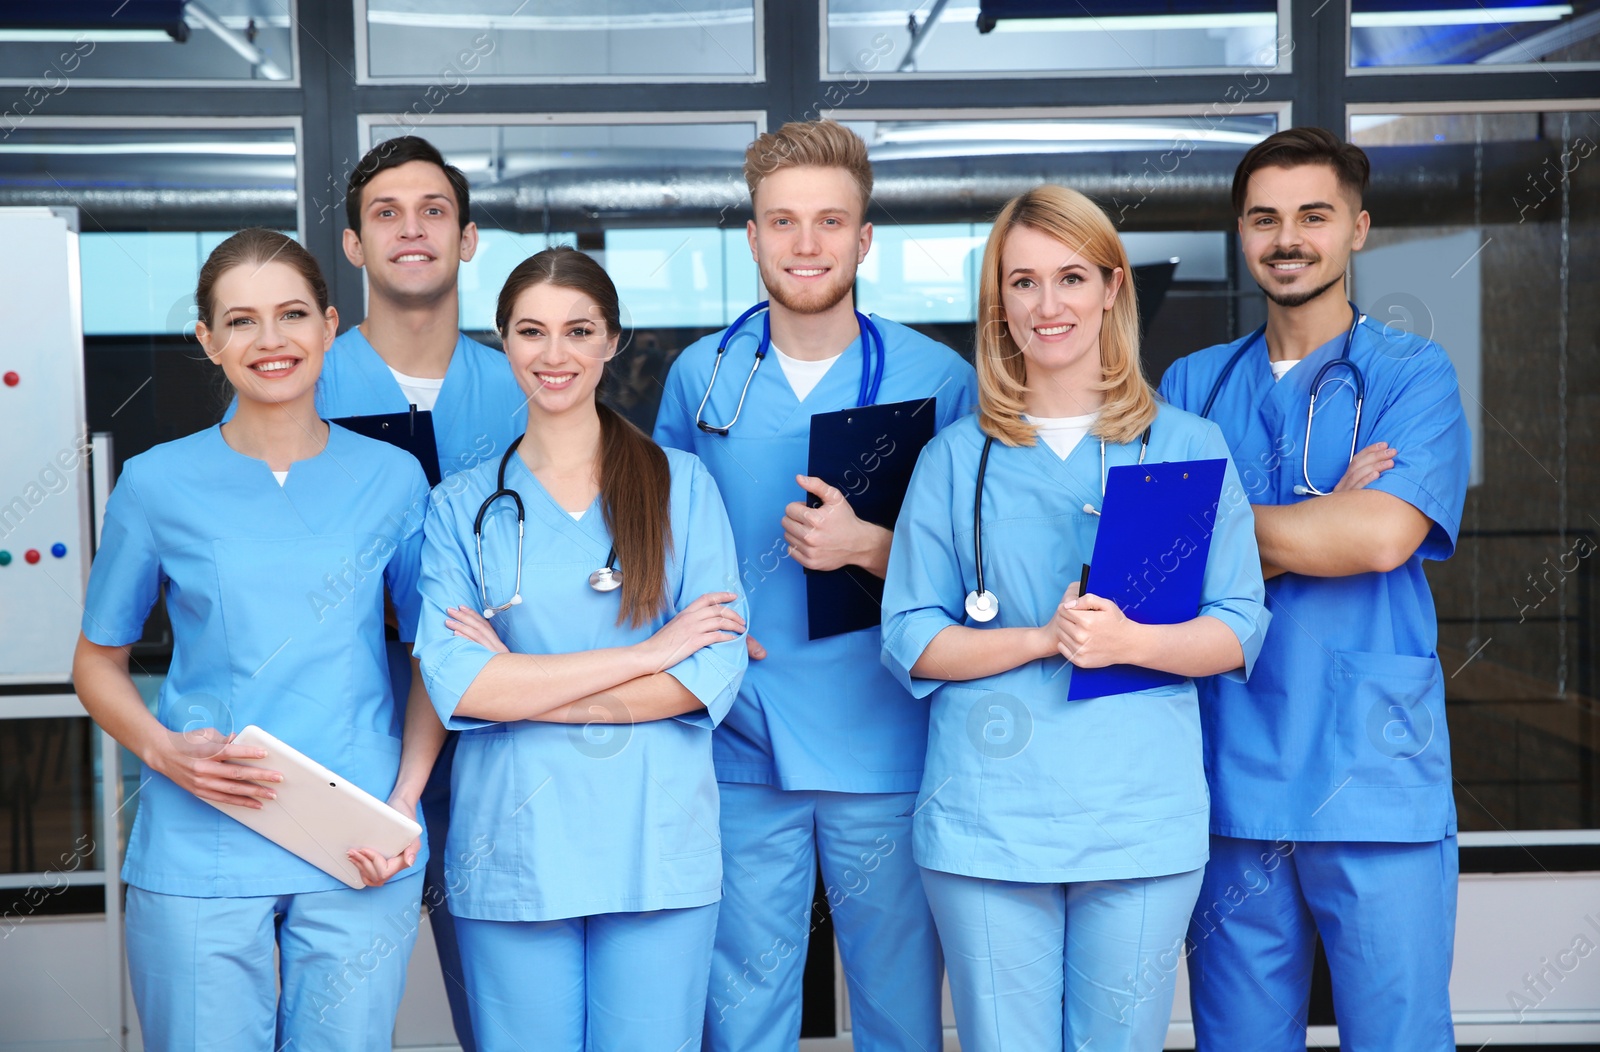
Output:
(654, 119), (975, 1052)
(1159, 126), (1471, 1051)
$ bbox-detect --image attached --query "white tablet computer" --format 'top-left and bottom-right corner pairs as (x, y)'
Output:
(202, 725), (422, 890)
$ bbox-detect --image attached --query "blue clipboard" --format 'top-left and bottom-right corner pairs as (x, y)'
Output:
(804, 398), (938, 640)
(331, 408), (442, 487)
(1067, 457), (1227, 701)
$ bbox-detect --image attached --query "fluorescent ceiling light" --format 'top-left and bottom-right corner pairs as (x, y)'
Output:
(0, 29), (175, 42)
(829, 6), (1274, 31)
(0, 142), (294, 156)
(990, 13), (1275, 32)
(1351, 5), (1570, 28)
(366, 11), (752, 30)
(872, 122), (1267, 147)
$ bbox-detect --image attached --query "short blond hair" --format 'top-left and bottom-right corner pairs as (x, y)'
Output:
(743, 120), (873, 211)
(975, 185), (1158, 447)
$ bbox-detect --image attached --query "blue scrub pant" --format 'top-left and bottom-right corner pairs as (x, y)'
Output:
(421, 732), (475, 1052)
(1186, 836), (1458, 1052)
(125, 871), (422, 1052)
(455, 903), (718, 1052)
(705, 783), (944, 1052)
(921, 866), (1203, 1052)
(395, 639), (476, 1052)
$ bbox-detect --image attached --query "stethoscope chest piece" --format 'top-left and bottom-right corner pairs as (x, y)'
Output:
(483, 594), (521, 620)
(965, 589), (999, 623)
(589, 565), (622, 592)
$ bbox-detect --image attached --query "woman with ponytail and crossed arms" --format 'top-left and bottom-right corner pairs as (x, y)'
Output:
(416, 247), (748, 1051)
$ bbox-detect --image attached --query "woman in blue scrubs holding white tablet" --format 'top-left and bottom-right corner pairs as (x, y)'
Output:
(881, 186), (1270, 1052)
(415, 247), (748, 1052)
(73, 229), (446, 1051)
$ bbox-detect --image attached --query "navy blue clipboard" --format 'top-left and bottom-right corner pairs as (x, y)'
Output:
(804, 398), (938, 641)
(1067, 457), (1227, 701)
(331, 409), (443, 487)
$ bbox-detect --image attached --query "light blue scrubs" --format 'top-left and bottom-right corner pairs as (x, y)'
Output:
(299, 325), (526, 1052)
(654, 312), (975, 1052)
(881, 408), (1269, 1052)
(416, 445), (747, 1051)
(82, 424), (432, 1051)
(1159, 317), (1471, 1051)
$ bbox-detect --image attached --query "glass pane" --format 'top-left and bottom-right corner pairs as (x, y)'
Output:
(364, 0), (758, 80)
(1351, 1), (1600, 68)
(1352, 109), (1600, 830)
(827, 1), (1281, 75)
(0, 719), (101, 878)
(0, 126), (298, 336)
(0, 1), (293, 83)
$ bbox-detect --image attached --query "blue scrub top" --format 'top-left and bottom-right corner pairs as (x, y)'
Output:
(654, 313), (977, 793)
(881, 408), (1269, 883)
(416, 446), (748, 922)
(81, 425), (431, 897)
(1159, 317), (1470, 842)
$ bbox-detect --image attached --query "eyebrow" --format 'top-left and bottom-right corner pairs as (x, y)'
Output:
(1005, 261), (1088, 279)
(367, 193), (453, 209)
(1246, 200), (1338, 217)
(224, 299), (311, 314)
(511, 316), (598, 328)
(762, 206), (852, 217)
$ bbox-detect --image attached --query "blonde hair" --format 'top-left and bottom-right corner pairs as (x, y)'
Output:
(975, 184), (1158, 447)
(743, 120), (873, 212)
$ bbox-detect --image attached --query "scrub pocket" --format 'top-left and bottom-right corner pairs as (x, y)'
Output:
(1330, 650), (1447, 787)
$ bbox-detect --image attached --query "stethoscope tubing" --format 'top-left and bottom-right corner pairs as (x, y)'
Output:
(476, 435), (620, 616)
(965, 424), (1150, 622)
(695, 301), (886, 434)
(1198, 301), (1366, 497)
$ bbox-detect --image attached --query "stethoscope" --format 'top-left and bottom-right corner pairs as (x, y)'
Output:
(963, 424), (1151, 623)
(474, 435), (621, 619)
(694, 301), (887, 434)
(1199, 301), (1366, 497)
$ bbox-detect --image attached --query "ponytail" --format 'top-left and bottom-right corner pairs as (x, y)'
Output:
(597, 403), (674, 628)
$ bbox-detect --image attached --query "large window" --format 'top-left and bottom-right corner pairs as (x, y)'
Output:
(825, 1), (1285, 77)
(1349, 0), (1600, 70)
(358, 0), (761, 82)
(0, 1), (296, 85)
(1352, 105), (1600, 831)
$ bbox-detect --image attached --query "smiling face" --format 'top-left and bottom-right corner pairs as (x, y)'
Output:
(343, 160), (478, 308)
(501, 282), (618, 419)
(1238, 162), (1370, 309)
(998, 224), (1123, 407)
(747, 165), (871, 316)
(196, 260), (337, 407)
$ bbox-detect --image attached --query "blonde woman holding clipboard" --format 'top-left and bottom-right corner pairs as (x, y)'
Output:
(881, 185), (1269, 1052)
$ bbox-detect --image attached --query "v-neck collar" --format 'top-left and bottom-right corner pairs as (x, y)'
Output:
(1025, 428), (1104, 512)
(504, 454), (610, 558)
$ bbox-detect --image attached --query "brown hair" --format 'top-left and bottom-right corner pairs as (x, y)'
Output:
(1231, 126), (1371, 216)
(495, 247), (673, 629)
(346, 135), (472, 234)
(975, 185), (1157, 447)
(196, 228), (329, 327)
(743, 120), (873, 212)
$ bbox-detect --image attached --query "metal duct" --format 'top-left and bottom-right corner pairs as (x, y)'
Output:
(0, 142), (1571, 232)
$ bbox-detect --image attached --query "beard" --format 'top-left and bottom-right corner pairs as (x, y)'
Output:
(1256, 259), (1343, 309)
(760, 258), (857, 316)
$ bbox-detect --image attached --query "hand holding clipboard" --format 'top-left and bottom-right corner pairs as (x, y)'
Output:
(1065, 458), (1227, 700)
(802, 399), (937, 640)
